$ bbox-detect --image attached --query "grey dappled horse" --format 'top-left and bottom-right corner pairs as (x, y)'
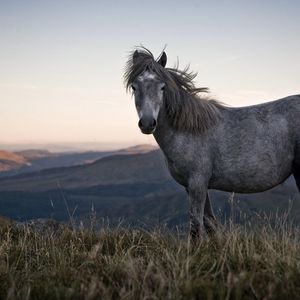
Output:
(124, 47), (300, 238)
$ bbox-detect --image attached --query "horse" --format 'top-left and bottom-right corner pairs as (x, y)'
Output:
(124, 47), (300, 238)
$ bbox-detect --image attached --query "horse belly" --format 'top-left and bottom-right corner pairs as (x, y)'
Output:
(210, 151), (294, 193)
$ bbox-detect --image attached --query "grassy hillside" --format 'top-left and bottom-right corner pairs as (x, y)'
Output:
(1, 222), (300, 300)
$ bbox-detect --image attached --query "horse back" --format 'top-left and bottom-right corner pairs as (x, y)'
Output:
(210, 95), (300, 193)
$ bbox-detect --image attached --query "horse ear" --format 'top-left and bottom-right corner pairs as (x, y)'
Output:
(157, 51), (167, 67)
(133, 50), (139, 63)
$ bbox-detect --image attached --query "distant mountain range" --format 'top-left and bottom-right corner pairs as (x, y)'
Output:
(0, 149), (169, 191)
(0, 144), (299, 228)
(0, 144), (157, 177)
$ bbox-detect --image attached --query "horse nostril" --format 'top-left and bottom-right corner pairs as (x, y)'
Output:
(138, 119), (143, 129)
(151, 119), (157, 128)
(138, 118), (157, 132)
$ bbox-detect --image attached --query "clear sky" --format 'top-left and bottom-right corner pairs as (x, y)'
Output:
(0, 0), (299, 148)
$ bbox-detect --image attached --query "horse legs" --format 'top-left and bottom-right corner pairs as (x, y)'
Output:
(294, 165), (300, 192)
(187, 180), (208, 239)
(203, 193), (218, 235)
(186, 187), (216, 236)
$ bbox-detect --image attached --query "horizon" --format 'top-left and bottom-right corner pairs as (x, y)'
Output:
(0, 141), (157, 152)
(1, 1), (300, 145)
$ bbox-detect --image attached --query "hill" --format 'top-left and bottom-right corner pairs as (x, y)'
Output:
(0, 144), (157, 177)
(116, 144), (157, 154)
(0, 150), (29, 172)
(0, 150), (168, 191)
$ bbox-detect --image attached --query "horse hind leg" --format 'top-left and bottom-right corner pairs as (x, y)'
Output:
(203, 193), (218, 235)
(294, 164), (300, 192)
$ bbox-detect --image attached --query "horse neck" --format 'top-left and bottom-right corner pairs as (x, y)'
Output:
(153, 106), (175, 150)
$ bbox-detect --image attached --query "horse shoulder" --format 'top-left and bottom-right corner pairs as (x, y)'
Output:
(161, 133), (213, 187)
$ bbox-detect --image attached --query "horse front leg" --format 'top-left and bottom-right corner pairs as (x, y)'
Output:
(186, 188), (217, 235)
(188, 180), (208, 239)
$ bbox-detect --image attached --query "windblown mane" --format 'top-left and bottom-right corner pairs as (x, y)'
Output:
(124, 47), (226, 133)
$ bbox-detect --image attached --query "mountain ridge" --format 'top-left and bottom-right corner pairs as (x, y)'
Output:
(0, 149), (168, 191)
(0, 144), (157, 177)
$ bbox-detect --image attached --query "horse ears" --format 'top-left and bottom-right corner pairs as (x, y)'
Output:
(133, 50), (139, 63)
(133, 49), (167, 67)
(157, 51), (167, 68)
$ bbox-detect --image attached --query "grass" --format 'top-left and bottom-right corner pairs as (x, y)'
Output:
(1, 220), (300, 300)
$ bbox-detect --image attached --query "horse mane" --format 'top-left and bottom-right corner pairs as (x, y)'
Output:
(124, 47), (227, 133)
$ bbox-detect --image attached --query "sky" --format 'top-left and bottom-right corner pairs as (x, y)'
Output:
(0, 0), (299, 149)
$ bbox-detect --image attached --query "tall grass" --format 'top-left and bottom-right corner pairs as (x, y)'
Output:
(0, 219), (300, 300)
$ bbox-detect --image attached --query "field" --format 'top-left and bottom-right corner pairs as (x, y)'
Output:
(1, 218), (300, 300)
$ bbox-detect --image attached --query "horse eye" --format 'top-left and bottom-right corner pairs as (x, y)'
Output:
(131, 86), (136, 91)
(161, 86), (165, 91)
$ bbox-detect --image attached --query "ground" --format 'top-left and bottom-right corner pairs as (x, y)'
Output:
(1, 220), (300, 300)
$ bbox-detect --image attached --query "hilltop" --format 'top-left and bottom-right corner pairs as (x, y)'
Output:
(0, 150), (29, 172)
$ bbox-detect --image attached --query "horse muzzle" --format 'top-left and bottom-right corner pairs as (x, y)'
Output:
(138, 117), (157, 134)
